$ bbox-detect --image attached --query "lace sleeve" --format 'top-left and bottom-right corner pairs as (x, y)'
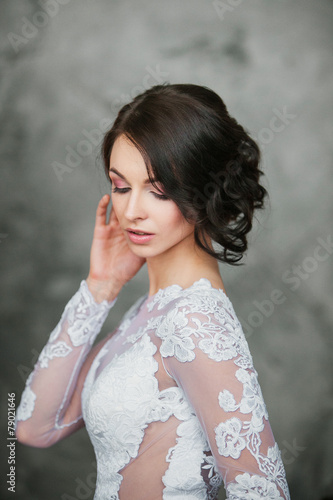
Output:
(15, 280), (117, 448)
(158, 294), (290, 499)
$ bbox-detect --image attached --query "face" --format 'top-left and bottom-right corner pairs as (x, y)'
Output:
(108, 134), (196, 259)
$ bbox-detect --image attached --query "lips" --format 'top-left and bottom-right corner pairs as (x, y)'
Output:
(126, 228), (154, 235)
(126, 230), (155, 244)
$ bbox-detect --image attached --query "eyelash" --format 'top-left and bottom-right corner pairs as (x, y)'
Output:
(111, 186), (169, 201)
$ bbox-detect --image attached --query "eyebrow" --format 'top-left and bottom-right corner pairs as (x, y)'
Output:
(109, 167), (158, 185)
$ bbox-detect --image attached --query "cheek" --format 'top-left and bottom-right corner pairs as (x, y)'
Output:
(158, 206), (180, 227)
(161, 206), (193, 236)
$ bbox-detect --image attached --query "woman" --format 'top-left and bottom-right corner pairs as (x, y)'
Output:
(16, 83), (290, 499)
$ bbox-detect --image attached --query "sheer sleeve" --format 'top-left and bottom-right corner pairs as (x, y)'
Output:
(158, 294), (290, 499)
(15, 280), (117, 448)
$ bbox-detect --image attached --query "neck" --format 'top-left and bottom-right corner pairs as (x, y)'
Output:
(146, 232), (224, 296)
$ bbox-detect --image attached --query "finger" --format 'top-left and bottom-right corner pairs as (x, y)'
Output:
(95, 194), (110, 227)
(108, 204), (120, 226)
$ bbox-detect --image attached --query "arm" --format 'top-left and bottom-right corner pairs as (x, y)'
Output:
(159, 296), (290, 499)
(16, 194), (146, 448)
(15, 280), (118, 448)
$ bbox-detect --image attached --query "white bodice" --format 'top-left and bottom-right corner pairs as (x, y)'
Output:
(16, 278), (290, 499)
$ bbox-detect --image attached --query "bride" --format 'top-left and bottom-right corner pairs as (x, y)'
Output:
(16, 83), (290, 499)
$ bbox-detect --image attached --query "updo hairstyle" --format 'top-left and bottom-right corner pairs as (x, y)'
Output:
(102, 83), (267, 264)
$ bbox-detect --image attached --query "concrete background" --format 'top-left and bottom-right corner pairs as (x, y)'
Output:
(1, 0), (332, 499)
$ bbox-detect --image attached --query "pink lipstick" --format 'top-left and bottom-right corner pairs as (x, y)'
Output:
(126, 230), (155, 244)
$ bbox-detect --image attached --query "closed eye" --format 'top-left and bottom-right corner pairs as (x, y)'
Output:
(111, 187), (129, 194)
(111, 186), (169, 200)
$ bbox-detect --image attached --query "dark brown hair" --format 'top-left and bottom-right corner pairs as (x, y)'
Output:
(102, 83), (267, 264)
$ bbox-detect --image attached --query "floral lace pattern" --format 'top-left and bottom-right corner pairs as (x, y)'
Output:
(202, 455), (224, 500)
(16, 384), (36, 421)
(152, 281), (290, 499)
(38, 341), (72, 368)
(146, 284), (183, 312)
(226, 473), (283, 499)
(162, 418), (223, 499)
(16, 278), (290, 499)
(155, 283), (250, 367)
(82, 333), (194, 499)
(66, 280), (116, 346)
(16, 280), (117, 428)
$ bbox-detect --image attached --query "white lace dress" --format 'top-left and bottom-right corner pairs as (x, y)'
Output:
(16, 278), (290, 499)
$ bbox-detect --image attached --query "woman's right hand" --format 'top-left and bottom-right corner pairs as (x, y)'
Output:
(86, 194), (146, 302)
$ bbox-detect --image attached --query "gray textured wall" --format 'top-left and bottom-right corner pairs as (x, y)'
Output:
(1, 1), (332, 499)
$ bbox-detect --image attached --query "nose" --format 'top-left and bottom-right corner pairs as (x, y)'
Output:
(124, 190), (147, 221)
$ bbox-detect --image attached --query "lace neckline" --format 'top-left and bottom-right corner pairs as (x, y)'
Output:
(143, 277), (230, 305)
